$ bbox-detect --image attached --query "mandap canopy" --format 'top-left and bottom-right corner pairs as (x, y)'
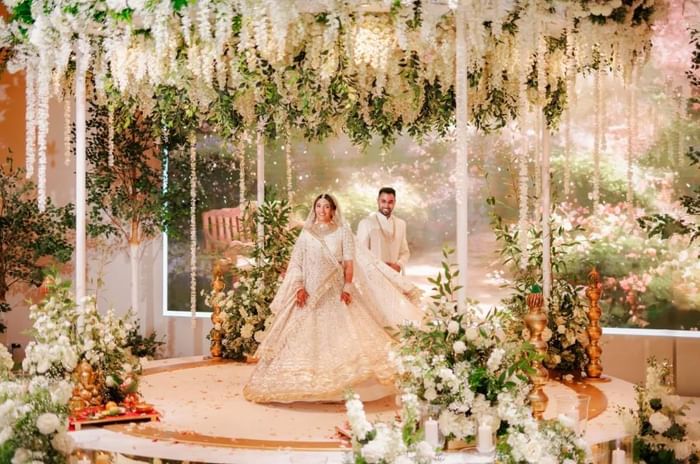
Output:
(0, 0), (667, 307)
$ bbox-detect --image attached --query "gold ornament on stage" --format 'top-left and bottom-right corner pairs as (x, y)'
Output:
(209, 259), (228, 358)
(69, 360), (104, 413)
(585, 267), (608, 381)
(525, 285), (549, 419)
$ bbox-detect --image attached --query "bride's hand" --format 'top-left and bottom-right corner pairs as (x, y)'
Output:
(341, 291), (352, 305)
(296, 288), (309, 307)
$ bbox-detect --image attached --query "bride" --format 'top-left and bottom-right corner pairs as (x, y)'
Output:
(243, 193), (424, 403)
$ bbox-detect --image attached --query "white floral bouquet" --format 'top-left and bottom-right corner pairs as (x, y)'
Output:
(0, 375), (74, 463)
(22, 273), (141, 403)
(345, 392), (436, 464)
(498, 417), (588, 464)
(347, 249), (588, 464)
(618, 358), (700, 463)
(395, 251), (537, 443)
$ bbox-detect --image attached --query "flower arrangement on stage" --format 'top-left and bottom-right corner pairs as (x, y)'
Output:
(618, 358), (700, 463)
(0, 357), (74, 462)
(345, 392), (436, 464)
(345, 250), (588, 463)
(497, 417), (588, 464)
(395, 301), (536, 442)
(21, 272), (142, 404)
(205, 194), (300, 360)
(490, 209), (590, 375)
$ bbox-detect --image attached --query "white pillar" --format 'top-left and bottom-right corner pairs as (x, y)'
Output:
(256, 122), (265, 242)
(74, 49), (87, 306)
(541, 117), (551, 304)
(455, 5), (469, 310)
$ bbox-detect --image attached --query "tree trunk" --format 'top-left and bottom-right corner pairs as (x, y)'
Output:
(129, 241), (141, 332)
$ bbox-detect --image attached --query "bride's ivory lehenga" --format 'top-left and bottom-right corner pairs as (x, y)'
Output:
(243, 196), (423, 404)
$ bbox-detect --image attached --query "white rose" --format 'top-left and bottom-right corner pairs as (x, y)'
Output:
(0, 426), (12, 445)
(557, 324), (566, 334)
(673, 441), (692, 460)
(649, 412), (672, 434)
(453, 341), (467, 354)
(51, 431), (74, 454)
(424, 387), (438, 402)
(36, 358), (50, 375)
(50, 381), (73, 405)
(11, 448), (31, 464)
(524, 439), (543, 463)
(36, 412), (60, 435)
(447, 320), (460, 334)
(464, 327), (478, 341)
(662, 394), (684, 411)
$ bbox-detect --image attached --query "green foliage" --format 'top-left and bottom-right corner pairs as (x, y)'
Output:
(85, 100), (173, 244)
(489, 204), (589, 374)
(125, 323), (166, 359)
(0, 158), (74, 331)
(0, 383), (71, 463)
(638, 146), (700, 247)
(209, 191), (300, 360)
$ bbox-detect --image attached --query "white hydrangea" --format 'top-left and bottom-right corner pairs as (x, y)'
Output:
(453, 340), (467, 354)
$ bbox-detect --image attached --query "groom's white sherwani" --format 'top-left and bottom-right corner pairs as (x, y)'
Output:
(356, 212), (410, 270)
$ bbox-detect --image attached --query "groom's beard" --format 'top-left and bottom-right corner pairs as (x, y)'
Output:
(378, 209), (392, 218)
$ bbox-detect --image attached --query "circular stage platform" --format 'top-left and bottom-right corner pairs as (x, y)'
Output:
(70, 356), (638, 463)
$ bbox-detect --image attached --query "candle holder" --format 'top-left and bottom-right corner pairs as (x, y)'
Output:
(476, 416), (496, 454)
(525, 286), (549, 419)
(585, 268), (610, 382)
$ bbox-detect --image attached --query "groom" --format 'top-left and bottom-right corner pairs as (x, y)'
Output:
(357, 187), (410, 273)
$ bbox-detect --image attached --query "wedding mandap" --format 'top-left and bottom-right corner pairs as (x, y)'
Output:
(0, 0), (699, 463)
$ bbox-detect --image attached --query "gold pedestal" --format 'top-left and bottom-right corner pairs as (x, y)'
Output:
(585, 268), (609, 381)
(525, 291), (549, 419)
(209, 260), (228, 359)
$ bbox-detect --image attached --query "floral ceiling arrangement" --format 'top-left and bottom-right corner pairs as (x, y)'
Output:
(0, 0), (665, 208)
